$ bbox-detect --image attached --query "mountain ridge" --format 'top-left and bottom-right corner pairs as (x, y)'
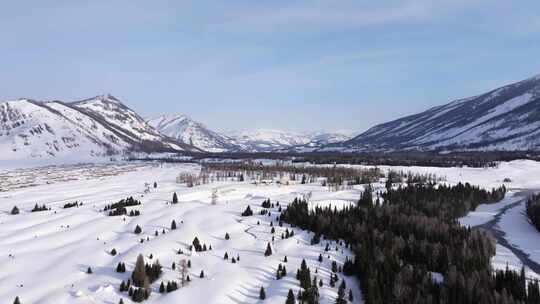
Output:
(331, 73), (540, 152)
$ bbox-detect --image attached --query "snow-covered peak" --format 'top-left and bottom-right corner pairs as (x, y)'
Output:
(148, 114), (238, 153)
(0, 95), (198, 164)
(73, 94), (124, 106)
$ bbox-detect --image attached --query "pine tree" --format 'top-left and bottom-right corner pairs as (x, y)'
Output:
(153, 182), (157, 188)
(171, 220), (177, 230)
(200, 270), (205, 278)
(87, 267), (92, 274)
(264, 242), (272, 257)
(159, 281), (165, 293)
(286, 289), (296, 304)
(172, 192), (178, 204)
(132, 254), (147, 287)
(224, 252), (229, 260)
(119, 298), (124, 304)
(259, 286), (266, 300)
(348, 289), (354, 302)
(13, 296), (21, 304)
(172, 262), (176, 270)
(336, 281), (346, 304)
(11, 206), (19, 215)
(111, 248), (117, 256)
(225, 232), (230, 240)
(134, 225), (142, 234)
(318, 253), (323, 263)
(116, 262), (125, 273)
(242, 205), (253, 216)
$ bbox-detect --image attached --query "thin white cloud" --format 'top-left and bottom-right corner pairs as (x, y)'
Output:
(214, 0), (486, 34)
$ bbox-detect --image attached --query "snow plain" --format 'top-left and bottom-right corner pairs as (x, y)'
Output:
(5, 159), (540, 303)
(0, 163), (361, 304)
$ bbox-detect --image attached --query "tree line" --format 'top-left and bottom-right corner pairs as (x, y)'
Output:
(281, 182), (536, 304)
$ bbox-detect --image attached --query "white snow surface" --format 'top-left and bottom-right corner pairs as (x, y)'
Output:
(0, 163), (362, 304)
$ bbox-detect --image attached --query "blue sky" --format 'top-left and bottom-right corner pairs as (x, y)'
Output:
(1, 1), (539, 133)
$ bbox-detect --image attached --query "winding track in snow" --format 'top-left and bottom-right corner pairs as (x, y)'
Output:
(476, 191), (540, 276)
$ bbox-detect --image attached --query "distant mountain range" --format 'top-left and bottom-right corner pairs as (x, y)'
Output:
(0, 95), (352, 161)
(147, 114), (353, 153)
(2, 72), (539, 162)
(329, 73), (540, 152)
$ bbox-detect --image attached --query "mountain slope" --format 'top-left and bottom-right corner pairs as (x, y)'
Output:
(71, 94), (194, 153)
(0, 94), (196, 162)
(147, 114), (239, 153)
(338, 74), (540, 152)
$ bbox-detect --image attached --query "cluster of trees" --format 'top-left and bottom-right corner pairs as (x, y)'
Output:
(386, 170), (441, 185)
(118, 254), (162, 302)
(116, 262), (126, 273)
(493, 266), (540, 303)
(191, 237), (211, 252)
(31, 204), (48, 212)
(382, 182), (506, 219)
(291, 151), (511, 168)
(159, 281), (180, 293)
(262, 199), (272, 208)
(176, 172), (211, 187)
(281, 183), (536, 303)
(202, 161), (381, 189)
(241, 205), (253, 216)
(63, 201), (81, 209)
(295, 259), (320, 303)
(281, 228), (295, 240)
(526, 194), (540, 232)
(104, 197), (142, 216)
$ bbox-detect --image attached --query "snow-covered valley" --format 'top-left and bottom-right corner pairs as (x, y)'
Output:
(0, 163), (361, 304)
(4, 160), (540, 303)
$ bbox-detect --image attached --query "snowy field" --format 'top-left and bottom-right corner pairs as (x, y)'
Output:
(359, 159), (540, 190)
(0, 163), (361, 304)
(4, 159), (540, 303)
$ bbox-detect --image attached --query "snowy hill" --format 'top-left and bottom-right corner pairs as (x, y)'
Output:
(147, 114), (239, 153)
(0, 95), (196, 162)
(335, 74), (540, 152)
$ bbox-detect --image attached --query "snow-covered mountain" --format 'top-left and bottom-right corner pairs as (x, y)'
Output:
(0, 94), (196, 162)
(147, 114), (353, 153)
(147, 114), (239, 153)
(334, 74), (540, 152)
